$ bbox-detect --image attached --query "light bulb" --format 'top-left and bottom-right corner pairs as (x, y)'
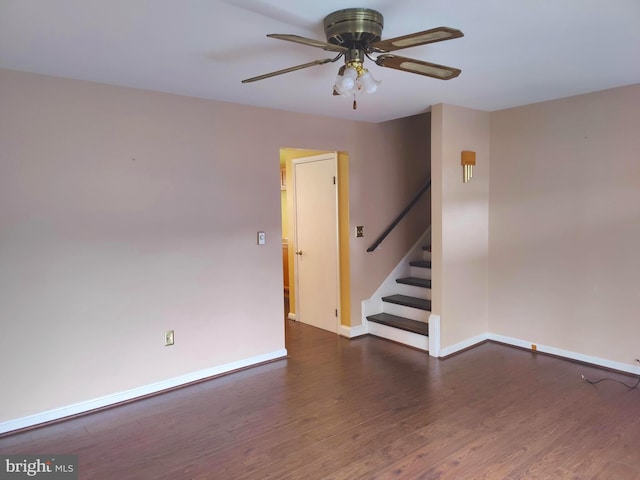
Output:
(340, 66), (358, 92)
(334, 73), (349, 96)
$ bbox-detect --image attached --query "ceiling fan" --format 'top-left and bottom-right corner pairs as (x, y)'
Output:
(241, 8), (463, 109)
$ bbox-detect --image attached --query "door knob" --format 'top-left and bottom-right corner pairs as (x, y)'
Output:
(295, 250), (303, 256)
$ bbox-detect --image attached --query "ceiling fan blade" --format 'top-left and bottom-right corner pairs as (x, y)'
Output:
(371, 27), (463, 52)
(242, 58), (336, 83)
(375, 54), (461, 80)
(267, 34), (348, 53)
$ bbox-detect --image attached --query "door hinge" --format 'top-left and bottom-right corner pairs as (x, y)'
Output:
(335, 309), (338, 317)
(333, 176), (336, 185)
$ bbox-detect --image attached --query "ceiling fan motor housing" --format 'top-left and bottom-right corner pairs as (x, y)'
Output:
(324, 8), (384, 50)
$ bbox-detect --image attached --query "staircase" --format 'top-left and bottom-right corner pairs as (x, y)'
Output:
(366, 246), (432, 351)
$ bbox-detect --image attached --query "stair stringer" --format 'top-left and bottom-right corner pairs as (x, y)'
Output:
(361, 227), (431, 336)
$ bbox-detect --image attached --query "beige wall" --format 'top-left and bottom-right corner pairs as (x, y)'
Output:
(489, 84), (640, 365)
(431, 104), (491, 351)
(432, 86), (639, 363)
(350, 114), (432, 324)
(0, 69), (428, 425)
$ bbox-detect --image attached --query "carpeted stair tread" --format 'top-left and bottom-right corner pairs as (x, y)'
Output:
(367, 313), (429, 336)
(382, 294), (431, 311)
(396, 277), (431, 289)
(410, 260), (431, 269)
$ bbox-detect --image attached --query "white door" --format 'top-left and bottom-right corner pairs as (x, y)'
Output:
(292, 153), (339, 333)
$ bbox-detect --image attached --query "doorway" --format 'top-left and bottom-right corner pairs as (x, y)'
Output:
(292, 153), (339, 333)
(280, 148), (351, 334)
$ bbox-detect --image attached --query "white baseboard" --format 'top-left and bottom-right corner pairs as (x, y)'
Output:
(439, 333), (490, 357)
(436, 331), (640, 375)
(488, 334), (640, 375)
(0, 348), (288, 436)
(339, 323), (368, 338)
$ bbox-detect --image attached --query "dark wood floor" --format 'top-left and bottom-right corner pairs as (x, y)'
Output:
(2, 320), (640, 479)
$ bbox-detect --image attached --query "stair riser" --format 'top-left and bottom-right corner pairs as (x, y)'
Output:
(382, 302), (430, 322)
(368, 322), (429, 351)
(396, 284), (432, 300)
(423, 251), (432, 262)
(410, 266), (432, 279)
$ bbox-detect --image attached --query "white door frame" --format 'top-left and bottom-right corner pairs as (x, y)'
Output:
(291, 152), (341, 333)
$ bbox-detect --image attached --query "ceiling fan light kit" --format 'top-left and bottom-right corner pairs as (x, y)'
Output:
(242, 8), (463, 110)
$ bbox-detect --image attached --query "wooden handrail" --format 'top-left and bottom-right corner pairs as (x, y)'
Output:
(367, 179), (431, 253)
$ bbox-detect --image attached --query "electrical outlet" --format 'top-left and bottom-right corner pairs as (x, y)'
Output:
(355, 226), (364, 238)
(257, 231), (266, 245)
(165, 330), (174, 346)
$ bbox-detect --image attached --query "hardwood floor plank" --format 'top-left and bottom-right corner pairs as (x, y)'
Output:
(592, 460), (640, 480)
(2, 320), (640, 480)
(276, 406), (480, 480)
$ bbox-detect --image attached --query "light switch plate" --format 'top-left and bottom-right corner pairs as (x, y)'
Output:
(257, 231), (266, 245)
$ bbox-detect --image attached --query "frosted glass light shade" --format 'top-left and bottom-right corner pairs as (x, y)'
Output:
(359, 71), (379, 94)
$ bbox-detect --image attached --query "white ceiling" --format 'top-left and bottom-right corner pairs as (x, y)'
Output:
(1, 0), (639, 123)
